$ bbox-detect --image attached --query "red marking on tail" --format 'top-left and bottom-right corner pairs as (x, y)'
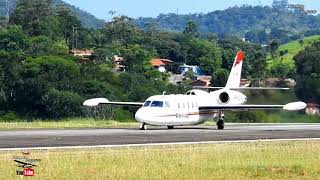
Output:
(234, 51), (244, 67)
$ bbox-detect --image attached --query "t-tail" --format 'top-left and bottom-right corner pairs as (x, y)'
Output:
(225, 51), (244, 89)
(193, 51), (289, 90)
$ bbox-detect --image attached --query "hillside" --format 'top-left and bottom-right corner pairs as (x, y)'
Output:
(54, 0), (105, 29)
(267, 35), (320, 71)
(0, 0), (105, 29)
(135, 5), (320, 44)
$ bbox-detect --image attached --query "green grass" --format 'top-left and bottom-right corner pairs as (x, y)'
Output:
(0, 112), (319, 130)
(0, 118), (138, 129)
(264, 112), (320, 123)
(1, 141), (320, 179)
(267, 35), (320, 70)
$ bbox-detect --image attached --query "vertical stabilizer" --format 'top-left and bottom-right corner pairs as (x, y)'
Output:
(225, 51), (244, 88)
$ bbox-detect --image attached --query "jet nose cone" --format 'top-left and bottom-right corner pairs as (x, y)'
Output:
(135, 108), (145, 123)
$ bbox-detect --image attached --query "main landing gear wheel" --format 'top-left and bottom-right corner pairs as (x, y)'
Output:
(217, 111), (225, 130)
(139, 123), (146, 130)
(216, 120), (225, 130)
(167, 126), (174, 129)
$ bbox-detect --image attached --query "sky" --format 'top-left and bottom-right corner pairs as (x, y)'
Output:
(63, 0), (320, 20)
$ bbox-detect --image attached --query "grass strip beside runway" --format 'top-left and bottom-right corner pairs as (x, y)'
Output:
(0, 119), (138, 129)
(0, 141), (319, 179)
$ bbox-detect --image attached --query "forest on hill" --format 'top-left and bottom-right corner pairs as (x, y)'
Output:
(135, 0), (320, 44)
(0, 0), (105, 29)
(0, 0), (318, 121)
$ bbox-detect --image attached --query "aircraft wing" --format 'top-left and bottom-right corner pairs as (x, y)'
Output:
(83, 98), (144, 107)
(199, 102), (307, 112)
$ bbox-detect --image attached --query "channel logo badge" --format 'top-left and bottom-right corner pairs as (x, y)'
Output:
(23, 168), (35, 176)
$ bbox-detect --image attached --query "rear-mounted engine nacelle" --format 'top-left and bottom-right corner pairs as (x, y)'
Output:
(219, 92), (230, 104)
(216, 90), (247, 105)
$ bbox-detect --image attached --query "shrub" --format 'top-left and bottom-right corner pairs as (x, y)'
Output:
(114, 108), (134, 122)
(0, 111), (19, 121)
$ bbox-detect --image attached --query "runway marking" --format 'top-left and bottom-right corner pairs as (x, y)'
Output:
(1, 138), (320, 152)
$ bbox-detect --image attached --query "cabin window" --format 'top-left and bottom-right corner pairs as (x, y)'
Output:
(143, 101), (151, 107)
(178, 103), (181, 109)
(150, 101), (164, 107)
(192, 102), (195, 109)
(165, 101), (170, 108)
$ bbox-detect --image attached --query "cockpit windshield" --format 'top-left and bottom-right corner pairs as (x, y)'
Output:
(143, 101), (151, 107)
(143, 101), (164, 107)
(150, 101), (164, 107)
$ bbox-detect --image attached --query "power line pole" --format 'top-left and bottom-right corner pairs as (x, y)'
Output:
(72, 26), (75, 49)
(75, 27), (78, 49)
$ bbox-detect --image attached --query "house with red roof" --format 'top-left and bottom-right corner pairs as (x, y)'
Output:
(150, 59), (173, 72)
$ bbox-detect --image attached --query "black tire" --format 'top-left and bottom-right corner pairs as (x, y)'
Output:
(139, 123), (146, 130)
(216, 120), (225, 130)
(167, 126), (174, 129)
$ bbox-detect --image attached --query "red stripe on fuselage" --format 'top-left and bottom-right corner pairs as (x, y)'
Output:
(155, 111), (217, 118)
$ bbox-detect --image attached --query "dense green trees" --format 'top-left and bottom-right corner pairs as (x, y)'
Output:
(101, 16), (143, 46)
(136, 2), (320, 44)
(183, 21), (199, 38)
(184, 39), (222, 75)
(0, 0), (105, 29)
(294, 42), (320, 104)
(10, 0), (54, 36)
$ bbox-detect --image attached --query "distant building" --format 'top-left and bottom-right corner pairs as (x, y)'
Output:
(283, 78), (296, 87)
(240, 79), (251, 87)
(150, 59), (173, 72)
(188, 78), (211, 87)
(180, 64), (205, 76)
(113, 55), (126, 72)
(306, 103), (320, 116)
(169, 74), (184, 85)
(69, 49), (94, 59)
(186, 76), (212, 87)
(263, 78), (296, 87)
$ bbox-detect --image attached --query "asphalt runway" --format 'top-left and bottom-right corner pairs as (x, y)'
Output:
(0, 124), (320, 148)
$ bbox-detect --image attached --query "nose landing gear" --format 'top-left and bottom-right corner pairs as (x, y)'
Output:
(167, 126), (174, 129)
(139, 123), (146, 130)
(216, 112), (225, 130)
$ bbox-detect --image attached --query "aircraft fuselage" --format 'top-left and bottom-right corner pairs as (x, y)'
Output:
(135, 89), (247, 126)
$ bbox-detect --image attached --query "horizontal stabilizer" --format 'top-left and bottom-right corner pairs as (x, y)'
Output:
(283, 102), (307, 111)
(83, 98), (144, 107)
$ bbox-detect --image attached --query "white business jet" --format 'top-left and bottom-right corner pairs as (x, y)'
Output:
(83, 51), (307, 130)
